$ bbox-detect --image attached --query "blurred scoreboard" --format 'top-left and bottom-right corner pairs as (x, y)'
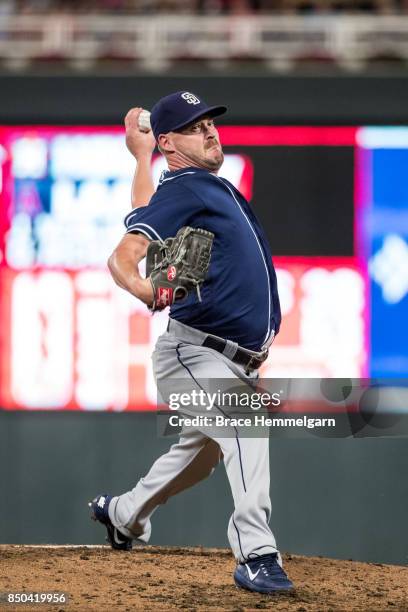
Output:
(0, 125), (405, 410)
(0, 261), (365, 410)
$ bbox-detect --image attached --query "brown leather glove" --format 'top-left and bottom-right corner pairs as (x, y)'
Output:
(145, 226), (214, 311)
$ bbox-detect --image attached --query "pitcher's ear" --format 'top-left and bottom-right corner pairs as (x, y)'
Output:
(158, 133), (174, 154)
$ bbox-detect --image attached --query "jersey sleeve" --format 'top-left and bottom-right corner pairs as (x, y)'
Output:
(123, 183), (205, 241)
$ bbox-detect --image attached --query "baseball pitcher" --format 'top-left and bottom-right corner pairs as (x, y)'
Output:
(89, 91), (294, 594)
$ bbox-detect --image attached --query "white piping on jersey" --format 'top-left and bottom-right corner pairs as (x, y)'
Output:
(126, 222), (163, 242)
(160, 171), (197, 183)
(126, 227), (153, 241)
(125, 210), (139, 225)
(216, 176), (272, 348)
(125, 207), (153, 226)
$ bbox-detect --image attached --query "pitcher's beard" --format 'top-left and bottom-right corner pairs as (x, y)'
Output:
(175, 145), (224, 172)
(205, 147), (224, 171)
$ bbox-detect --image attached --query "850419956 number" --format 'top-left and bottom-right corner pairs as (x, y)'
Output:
(0, 592), (68, 605)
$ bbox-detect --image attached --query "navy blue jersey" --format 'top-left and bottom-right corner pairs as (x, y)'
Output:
(124, 167), (281, 351)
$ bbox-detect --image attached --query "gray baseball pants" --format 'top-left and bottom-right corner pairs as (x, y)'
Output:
(109, 319), (279, 563)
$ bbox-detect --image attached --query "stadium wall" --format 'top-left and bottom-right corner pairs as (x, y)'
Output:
(0, 411), (407, 565)
(1, 73), (408, 124)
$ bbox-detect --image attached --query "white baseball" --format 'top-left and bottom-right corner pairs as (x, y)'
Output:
(138, 110), (151, 133)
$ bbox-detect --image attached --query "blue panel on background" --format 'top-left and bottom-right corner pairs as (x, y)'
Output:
(372, 149), (408, 208)
(362, 142), (408, 377)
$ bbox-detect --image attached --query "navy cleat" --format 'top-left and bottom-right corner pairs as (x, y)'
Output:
(88, 494), (132, 551)
(234, 553), (294, 594)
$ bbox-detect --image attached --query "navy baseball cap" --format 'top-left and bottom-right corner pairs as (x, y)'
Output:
(150, 91), (227, 141)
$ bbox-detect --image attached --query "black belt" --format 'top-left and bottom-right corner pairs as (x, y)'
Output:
(202, 335), (268, 373)
(167, 320), (268, 373)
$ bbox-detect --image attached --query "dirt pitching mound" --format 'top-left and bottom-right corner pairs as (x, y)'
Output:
(0, 545), (407, 611)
